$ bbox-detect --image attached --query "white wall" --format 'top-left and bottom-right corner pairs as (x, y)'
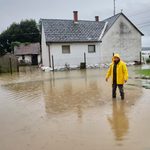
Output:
(142, 50), (150, 55)
(41, 24), (49, 66)
(48, 42), (101, 67)
(101, 14), (142, 63)
(17, 55), (31, 62)
(142, 50), (150, 60)
(38, 54), (41, 64)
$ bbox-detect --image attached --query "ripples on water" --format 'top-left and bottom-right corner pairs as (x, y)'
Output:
(0, 65), (150, 150)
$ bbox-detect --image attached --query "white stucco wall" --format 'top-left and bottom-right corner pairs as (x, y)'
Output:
(38, 54), (41, 64)
(47, 42), (101, 67)
(142, 50), (150, 60)
(41, 24), (49, 66)
(101, 14), (142, 63)
(142, 50), (150, 55)
(17, 55), (32, 62)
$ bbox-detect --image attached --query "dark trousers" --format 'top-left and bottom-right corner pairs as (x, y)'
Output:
(112, 83), (124, 97)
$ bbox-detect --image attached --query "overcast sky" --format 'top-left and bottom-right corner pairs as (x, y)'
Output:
(0, 0), (150, 46)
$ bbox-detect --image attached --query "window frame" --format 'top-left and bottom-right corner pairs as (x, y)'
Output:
(62, 45), (70, 54)
(88, 45), (95, 53)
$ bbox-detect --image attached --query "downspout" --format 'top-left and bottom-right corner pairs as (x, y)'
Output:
(98, 22), (108, 41)
(47, 44), (51, 67)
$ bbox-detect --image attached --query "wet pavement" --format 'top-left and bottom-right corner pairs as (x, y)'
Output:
(0, 65), (150, 150)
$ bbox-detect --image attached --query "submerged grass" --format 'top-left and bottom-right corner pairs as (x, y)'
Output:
(127, 84), (136, 86)
(142, 86), (150, 89)
(135, 69), (150, 79)
(127, 83), (150, 89)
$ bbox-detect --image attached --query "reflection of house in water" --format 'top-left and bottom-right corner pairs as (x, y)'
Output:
(42, 70), (103, 119)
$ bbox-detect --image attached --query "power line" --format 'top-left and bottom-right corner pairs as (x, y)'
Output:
(128, 14), (150, 22)
(127, 7), (150, 17)
(136, 21), (150, 26)
(137, 25), (150, 28)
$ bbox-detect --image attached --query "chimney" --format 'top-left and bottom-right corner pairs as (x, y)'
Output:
(95, 16), (99, 22)
(73, 11), (78, 23)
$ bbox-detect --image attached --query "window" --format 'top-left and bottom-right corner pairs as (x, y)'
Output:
(22, 55), (25, 60)
(62, 45), (70, 54)
(88, 45), (95, 53)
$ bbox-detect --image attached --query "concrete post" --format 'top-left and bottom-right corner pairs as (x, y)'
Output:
(52, 55), (54, 71)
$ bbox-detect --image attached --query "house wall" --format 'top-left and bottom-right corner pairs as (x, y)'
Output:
(18, 55), (41, 64)
(41, 24), (49, 66)
(0, 53), (19, 73)
(142, 50), (150, 60)
(18, 55), (32, 62)
(38, 55), (41, 64)
(101, 14), (142, 63)
(47, 42), (101, 67)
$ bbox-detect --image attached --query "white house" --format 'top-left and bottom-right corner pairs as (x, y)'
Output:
(142, 47), (150, 60)
(41, 11), (144, 68)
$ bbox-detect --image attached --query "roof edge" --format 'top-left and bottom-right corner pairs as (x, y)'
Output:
(102, 13), (144, 38)
(121, 13), (144, 36)
(46, 41), (102, 44)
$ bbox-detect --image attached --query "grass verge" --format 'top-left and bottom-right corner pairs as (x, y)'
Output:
(135, 69), (150, 79)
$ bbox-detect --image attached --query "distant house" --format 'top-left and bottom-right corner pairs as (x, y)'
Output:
(142, 47), (150, 59)
(41, 11), (144, 67)
(0, 53), (19, 73)
(14, 43), (41, 65)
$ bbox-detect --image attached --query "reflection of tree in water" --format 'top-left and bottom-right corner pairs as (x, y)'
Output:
(107, 100), (129, 141)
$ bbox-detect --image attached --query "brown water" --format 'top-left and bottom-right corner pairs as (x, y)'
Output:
(0, 65), (150, 150)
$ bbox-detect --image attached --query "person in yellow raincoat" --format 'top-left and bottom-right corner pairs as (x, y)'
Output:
(105, 54), (128, 100)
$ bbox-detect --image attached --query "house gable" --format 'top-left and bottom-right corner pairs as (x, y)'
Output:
(101, 13), (143, 63)
(102, 13), (144, 38)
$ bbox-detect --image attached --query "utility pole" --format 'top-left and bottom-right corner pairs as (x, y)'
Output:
(114, 0), (116, 16)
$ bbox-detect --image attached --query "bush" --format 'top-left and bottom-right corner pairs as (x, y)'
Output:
(146, 58), (150, 63)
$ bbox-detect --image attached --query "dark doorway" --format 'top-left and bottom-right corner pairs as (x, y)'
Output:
(32, 54), (38, 65)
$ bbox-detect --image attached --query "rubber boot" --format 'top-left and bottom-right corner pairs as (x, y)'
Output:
(121, 96), (124, 100)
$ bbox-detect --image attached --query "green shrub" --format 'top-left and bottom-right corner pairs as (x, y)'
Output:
(24, 42), (30, 46)
(0, 68), (7, 73)
(146, 58), (150, 63)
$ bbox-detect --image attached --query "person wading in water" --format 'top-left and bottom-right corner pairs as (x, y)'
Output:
(105, 54), (128, 100)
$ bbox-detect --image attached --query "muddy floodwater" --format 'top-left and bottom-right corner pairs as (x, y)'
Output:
(0, 65), (150, 150)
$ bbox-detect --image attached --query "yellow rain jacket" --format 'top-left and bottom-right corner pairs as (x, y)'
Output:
(106, 54), (128, 84)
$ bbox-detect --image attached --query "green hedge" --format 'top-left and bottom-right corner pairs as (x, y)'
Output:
(146, 58), (150, 63)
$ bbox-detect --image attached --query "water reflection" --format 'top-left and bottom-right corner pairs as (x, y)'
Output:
(42, 70), (105, 119)
(107, 100), (129, 142)
(0, 66), (147, 150)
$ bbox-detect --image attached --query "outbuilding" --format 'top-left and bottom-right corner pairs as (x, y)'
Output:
(14, 43), (41, 65)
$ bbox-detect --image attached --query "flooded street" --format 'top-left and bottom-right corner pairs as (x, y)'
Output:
(0, 65), (150, 150)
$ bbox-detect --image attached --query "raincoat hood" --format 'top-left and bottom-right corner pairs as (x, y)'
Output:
(112, 54), (120, 62)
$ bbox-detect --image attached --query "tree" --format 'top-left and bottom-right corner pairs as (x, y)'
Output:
(0, 19), (40, 56)
(10, 41), (20, 54)
(37, 19), (42, 33)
